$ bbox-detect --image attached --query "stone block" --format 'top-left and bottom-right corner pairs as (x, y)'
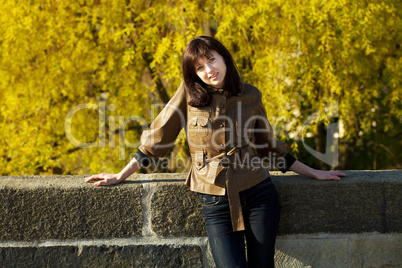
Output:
(151, 181), (206, 237)
(0, 244), (203, 268)
(350, 237), (402, 267)
(272, 170), (401, 235)
(0, 246), (78, 268)
(385, 182), (402, 233)
(81, 244), (203, 268)
(0, 175), (143, 240)
(275, 237), (349, 267)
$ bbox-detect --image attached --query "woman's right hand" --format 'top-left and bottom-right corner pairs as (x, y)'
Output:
(85, 173), (121, 186)
(84, 159), (142, 186)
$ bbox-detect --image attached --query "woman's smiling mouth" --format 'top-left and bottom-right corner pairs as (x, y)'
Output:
(210, 72), (218, 79)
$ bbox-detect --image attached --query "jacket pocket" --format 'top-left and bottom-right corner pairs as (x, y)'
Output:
(188, 115), (210, 137)
(187, 112), (212, 145)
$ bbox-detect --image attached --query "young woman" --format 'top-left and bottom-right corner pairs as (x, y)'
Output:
(85, 36), (346, 268)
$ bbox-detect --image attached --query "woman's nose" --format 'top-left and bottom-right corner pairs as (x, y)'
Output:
(205, 64), (214, 73)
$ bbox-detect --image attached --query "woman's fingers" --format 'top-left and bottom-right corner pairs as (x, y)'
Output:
(316, 170), (347, 181)
(85, 173), (108, 183)
(329, 171), (347, 180)
(322, 173), (340, 181)
(84, 174), (103, 183)
(332, 171), (347, 177)
(93, 180), (109, 186)
(85, 173), (119, 186)
(330, 175), (341, 181)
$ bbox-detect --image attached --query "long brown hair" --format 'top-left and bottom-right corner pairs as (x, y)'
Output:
(182, 36), (241, 107)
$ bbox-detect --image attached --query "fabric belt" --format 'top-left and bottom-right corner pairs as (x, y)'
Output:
(192, 146), (256, 232)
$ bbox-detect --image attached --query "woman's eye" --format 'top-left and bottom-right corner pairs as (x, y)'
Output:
(196, 66), (203, 71)
(209, 58), (215, 63)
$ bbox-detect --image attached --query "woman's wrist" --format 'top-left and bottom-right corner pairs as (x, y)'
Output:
(289, 160), (319, 179)
(310, 169), (320, 180)
(116, 170), (132, 183)
(301, 167), (319, 180)
(117, 159), (142, 182)
(116, 172), (126, 182)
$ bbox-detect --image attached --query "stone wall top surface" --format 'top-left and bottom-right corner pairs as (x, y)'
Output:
(1, 169), (400, 187)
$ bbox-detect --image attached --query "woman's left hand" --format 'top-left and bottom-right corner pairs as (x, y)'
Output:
(289, 160), (347, 181)
(313, 170), (347, 181)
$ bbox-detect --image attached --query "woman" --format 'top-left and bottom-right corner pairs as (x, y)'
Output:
(85, 36), (346, 267)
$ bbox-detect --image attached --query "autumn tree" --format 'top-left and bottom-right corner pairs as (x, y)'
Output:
(0, 0), (400, 175)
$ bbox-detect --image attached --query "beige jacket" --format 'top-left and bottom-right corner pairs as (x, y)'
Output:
(135, 82), (295, 231)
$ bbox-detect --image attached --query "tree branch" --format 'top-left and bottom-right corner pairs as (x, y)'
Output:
(142, 53), (170, 104)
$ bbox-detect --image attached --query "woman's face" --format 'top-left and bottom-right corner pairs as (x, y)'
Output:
(195, 50), (227, 89)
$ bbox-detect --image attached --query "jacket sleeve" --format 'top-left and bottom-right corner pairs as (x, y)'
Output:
(253, 91), (296, 173)
(134, 83), (187, 167)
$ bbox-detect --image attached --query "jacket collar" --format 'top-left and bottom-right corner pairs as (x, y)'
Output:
(210, 80), (245, 98)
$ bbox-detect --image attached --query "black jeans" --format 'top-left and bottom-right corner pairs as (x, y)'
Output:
(200, 178), (280, 268)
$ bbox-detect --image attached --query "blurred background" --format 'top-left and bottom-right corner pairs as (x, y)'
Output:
(0, 0), (400, 175)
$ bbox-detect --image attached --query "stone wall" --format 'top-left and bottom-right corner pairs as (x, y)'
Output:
(0, 170), (401, 267)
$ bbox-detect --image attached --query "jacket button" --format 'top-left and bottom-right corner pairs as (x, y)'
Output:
(220, 144), (224, 147)
(220, 124), (224, 127)
(197, 162), (202, 166)
(220, 104), (225, 108)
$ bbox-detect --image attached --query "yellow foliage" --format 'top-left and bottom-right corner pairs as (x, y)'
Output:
(0, 0), (400, 174)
